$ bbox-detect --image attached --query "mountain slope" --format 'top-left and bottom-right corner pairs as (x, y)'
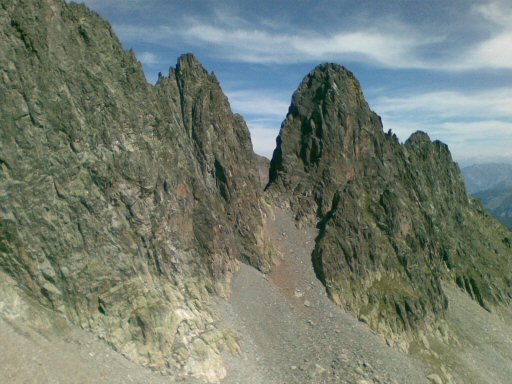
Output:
(267, 63), (512, 350)
(0, 0), (272, 381)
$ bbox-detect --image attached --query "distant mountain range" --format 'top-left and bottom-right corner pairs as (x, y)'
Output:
(462, 163), (512, 228)
(462, 163), (512, 194)
(473, 187), (512, 228)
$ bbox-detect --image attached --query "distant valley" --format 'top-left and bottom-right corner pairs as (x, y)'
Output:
(462, 163), (512, 229)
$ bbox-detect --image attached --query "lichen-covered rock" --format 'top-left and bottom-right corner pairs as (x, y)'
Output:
(268, 63), (512, 346)
(0, 0), (272, 381)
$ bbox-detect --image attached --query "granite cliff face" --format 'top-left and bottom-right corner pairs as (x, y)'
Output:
(0, 0), (272, 381)
(268, 63), (512, 347)
(2, 1), (512, 382)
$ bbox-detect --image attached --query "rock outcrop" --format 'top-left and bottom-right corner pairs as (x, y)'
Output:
(268, 63), (512, 347)
(0, 0), (272, 381)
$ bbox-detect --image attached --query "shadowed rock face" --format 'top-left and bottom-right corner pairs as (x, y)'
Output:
(0, 0), (271, 380)
(268, 63), (512, 346)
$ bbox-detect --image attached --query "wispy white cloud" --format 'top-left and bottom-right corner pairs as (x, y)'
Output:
(372, 84), (512, 162)
(182, 23), (429, 68)
(375, 88), (512, 120)
(443, 1), (512, 70)
(111, 5), (434, 69)
(224, 89), (286, 158)
(247, 126), (279, 159)
(475, 1), (512, 27)
(225, 90), (289, 119)
(78, 0), (151, 11)
(386, 119), (512, 161)
(90, 0), (512, 162)
(111, 1), (512, 72)
(137, 51), (159, 65)
(460, 32), (512, 70)
(112, 24), (170, 44)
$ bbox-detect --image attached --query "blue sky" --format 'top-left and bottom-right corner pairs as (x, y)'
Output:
(79, 0), (512, 165)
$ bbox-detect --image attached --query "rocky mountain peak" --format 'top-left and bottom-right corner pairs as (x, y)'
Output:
(174, 53), (213, 86)
(269, 62), (384, 219)
(268, 62), (512, 349)
(292, 63), (369, 115)
(176, 52), (205, 70)
(406, 130), (431, 145)
(0, 0), (273, 380)
(405, 130), (451, 158)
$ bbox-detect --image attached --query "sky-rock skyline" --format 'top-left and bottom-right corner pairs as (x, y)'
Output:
(79, 0), (512, 165)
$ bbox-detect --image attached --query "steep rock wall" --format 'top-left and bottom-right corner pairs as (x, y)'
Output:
(0, 0), (271, 381)
(268, 63), (512, 347)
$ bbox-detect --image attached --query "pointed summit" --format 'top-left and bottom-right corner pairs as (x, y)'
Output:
(268, 62), (384, 211)
(406, 130), (431, 144)
(176, 53), (208, 75)
(267, 62), (512, 348)
(0, 0), (272, 378)
(177, 52), (201, 65)
(291, 63), (369, 118)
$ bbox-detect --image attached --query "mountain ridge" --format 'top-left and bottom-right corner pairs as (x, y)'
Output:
(267, 62), (512, 350)
(0, 0), (273, 381)
(1, 2), (512, 383)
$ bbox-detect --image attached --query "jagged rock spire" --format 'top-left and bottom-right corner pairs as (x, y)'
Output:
(267, 62), (512, 348)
